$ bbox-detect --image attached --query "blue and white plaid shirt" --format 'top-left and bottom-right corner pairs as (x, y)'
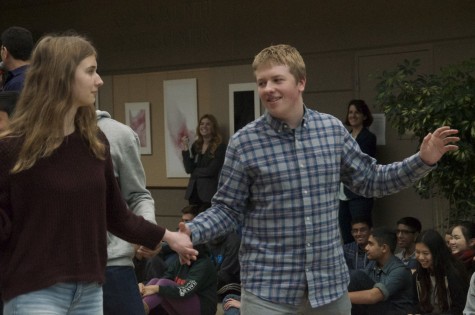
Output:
(189, 107), (432, 307)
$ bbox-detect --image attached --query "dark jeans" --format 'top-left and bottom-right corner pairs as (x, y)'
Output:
(103, 266), (145, 315)
(339, 197), (373, 244)
(222, 294), (240, 315)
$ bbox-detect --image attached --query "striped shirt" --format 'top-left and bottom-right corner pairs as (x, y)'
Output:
(189, 107), (432, 307)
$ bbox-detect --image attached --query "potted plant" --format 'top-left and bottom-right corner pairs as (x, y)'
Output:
(374, 58), (475, 230)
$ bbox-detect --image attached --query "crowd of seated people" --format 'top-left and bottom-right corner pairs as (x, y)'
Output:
(128, 200), (474, 315)
(340, 213), (475, 315)
(128, 200), (473, 315)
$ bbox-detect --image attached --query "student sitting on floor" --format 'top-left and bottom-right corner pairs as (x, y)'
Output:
(140, 244), (217, 315)
(348, 227), (415, 315)
(343, 216), (374, 271)
(412, 229), (469, 314)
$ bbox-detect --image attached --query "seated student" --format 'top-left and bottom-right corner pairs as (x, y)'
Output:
(413, 229), (469, 314)
(140, 244), (217, 315)
(395, 216), (422, 270)
(343, 217), (373, 271)
(449, 220), (475, 276)
(0, 90), (18, 131)
(208, 230), (241, 301)
(348, 227), (415, 315)
(465, 272), (475, 314)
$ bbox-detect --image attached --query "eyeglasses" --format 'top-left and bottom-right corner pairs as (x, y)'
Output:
(396, 229), (416, 235)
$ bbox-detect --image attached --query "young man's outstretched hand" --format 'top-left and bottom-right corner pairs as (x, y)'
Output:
(419, 126), (459, 165)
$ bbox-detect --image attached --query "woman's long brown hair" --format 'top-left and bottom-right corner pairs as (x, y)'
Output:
(0, 34), (105, 173)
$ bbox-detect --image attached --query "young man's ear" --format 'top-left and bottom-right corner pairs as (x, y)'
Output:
(381, 243), (389, 254)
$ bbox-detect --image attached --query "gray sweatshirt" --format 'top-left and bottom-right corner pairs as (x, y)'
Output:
(97, 110), (157, 267)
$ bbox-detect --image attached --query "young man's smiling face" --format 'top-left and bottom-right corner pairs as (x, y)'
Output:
(396, 223), (418, 250)
(351, 223), (371, 247)
(255, 64), (305, 125)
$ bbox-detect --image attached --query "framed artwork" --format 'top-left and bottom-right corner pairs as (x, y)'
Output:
(229, 83), (260, 135)
(163, 78), (198, 178)
(125, 102), (152, 155)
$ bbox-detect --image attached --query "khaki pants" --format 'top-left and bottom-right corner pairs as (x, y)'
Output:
(240, 289), (351, 315)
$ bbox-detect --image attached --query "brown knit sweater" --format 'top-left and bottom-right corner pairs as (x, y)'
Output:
(0, 130), (165, 300)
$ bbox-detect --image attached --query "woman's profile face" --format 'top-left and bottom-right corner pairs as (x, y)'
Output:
(450, 226), (469, 254)
(71, 55), (103, 109)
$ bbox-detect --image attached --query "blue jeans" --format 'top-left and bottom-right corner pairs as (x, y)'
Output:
(4, 282), (102, 315)
(222, 294), (241, 315)
(103, 266), (144, 315)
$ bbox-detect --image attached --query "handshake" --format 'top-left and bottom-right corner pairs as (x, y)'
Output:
(160, 222), (197, 265)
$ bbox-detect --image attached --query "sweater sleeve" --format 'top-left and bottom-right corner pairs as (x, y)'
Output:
(0, 138), (16, 243)
(0, 210), (11, 244)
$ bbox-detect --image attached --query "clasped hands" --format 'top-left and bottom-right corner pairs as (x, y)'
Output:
(161, 222), (197, 265)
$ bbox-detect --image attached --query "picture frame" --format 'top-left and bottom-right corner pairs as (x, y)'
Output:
(163, 78), (198, 178)
(125, 102), (152, 155)
(229, 83), (260, 135)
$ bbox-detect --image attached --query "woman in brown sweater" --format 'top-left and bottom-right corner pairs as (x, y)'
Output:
(0, 33), (196, 315)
